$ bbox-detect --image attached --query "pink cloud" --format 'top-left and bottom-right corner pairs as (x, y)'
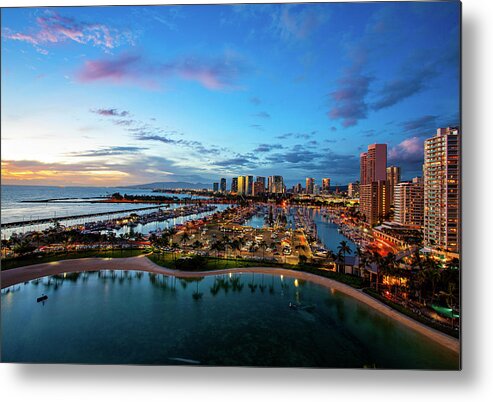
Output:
(76, 53), (247, 91)
(389, 136), (424, 162)
(3, 10), (131, 52)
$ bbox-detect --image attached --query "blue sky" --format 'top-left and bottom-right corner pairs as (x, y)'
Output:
(1, 2), (460, 187)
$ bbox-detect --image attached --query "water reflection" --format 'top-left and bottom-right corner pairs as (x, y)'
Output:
(1, 269), (459, 368)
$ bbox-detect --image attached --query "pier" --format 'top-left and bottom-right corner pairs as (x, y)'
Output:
(1, 205), (167, 230)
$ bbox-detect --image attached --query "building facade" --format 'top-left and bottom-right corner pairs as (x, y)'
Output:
(322, 178), (331, 193)
(348, 181), (360, 198)
(231, 177), (238, 193)
(237, 176), (246, 195)
(305, 177), (315, 194)
(268, 176), (284, 194)
(253, 181), (265, 196)
(386, 165), (401, 206)
(394, 177), (424, 227)
(359, 180), (390, 226)
(220, 178), (227, 193)
(213, 182), (219, 192)
(359, 144), (389, 225)
(423, 127), (461, 254)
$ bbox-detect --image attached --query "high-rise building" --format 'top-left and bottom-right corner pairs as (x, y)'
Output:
(294, 183), (303, 194)
(394, 177), (424, 227)
(386, 166), (401, 205)
(245, 175), (254, 195)
(423, 127), (460, 254)
(220, 178), (227, 193)
(322, 178), (331, 193)
(213, 182), (219, 192)
(348, 181), (360, 198)
(359, 144), (389, 225)
(237, 176), (246, 195)
(359, 181), (390, 226)
(360, 144), (387, 185)
(314, 184), (321, 195)
(256, 176), (266, 190)
(231, 177), (238, 193)
(253, 181), (265, 196)
(268, 176), (284, 194)
(305, 177), (315, 194)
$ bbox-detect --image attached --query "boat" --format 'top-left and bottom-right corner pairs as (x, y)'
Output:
(37, 294), (48, 303)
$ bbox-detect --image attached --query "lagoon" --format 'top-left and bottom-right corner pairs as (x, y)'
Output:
(1, 270), (459, 368)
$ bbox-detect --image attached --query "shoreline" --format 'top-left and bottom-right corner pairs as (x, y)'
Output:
(1, 255), (460, 355)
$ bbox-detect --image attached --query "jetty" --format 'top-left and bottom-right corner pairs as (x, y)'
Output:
(1, 205), (165, 229)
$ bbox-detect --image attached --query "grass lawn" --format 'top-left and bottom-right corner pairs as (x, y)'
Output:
(147, 252), (366, 289)
(147, 252), (278, 271)
(1, 248), (149, 271)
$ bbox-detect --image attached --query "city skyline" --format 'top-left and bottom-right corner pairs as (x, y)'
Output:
(2, 2), (460, 187)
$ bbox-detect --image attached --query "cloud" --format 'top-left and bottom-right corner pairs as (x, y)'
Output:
(91, 108), (129, 117)
(275, 131), (316, 140)
(249, 124), (263, 131)
(328, 66), (372, 127)
(213, 157), (255, 168)
(388, 136), (424, 164)
(253, 111), (271, 119)
(67, 146), (147, 158)
(2, 10), (133, 52)
(134, 132), (221, 155)
(372, 67), (437, 111)
(400, 115), (437, 133)
(76, 54), (158, 89)
(1, 155), (209, 186)
(272, 4), (329, 41)
(253, 143), (283, 153)
(250, 97), (261, 105)
(75, 52), (249, 91)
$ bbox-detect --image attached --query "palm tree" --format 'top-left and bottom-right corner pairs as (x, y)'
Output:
(356, 248), (370, 279)
(259, 240), (268, 260)
(210, 241), (223, 267)
(180, 232), (190, 248)
(222, 234), (231, 258)
(167, 227), (177, 247)
(382, 252), (398, 295)
(371, 251), (383, 292)
(424, 256), (442, 305)
(337, 241), (352, 265)
(230, 239), (240, 258)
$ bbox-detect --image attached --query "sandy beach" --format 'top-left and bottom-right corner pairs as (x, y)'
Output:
(1, 255), (460, 354)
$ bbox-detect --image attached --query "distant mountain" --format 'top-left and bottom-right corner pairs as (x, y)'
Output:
(127, 181), (211, 190)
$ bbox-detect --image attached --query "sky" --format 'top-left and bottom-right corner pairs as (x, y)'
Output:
(1, 2), (460, 187)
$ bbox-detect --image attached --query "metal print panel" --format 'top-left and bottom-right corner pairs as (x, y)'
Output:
(0, 1), (461, 369)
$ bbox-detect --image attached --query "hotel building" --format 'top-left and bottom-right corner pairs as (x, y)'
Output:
(423, 127), (461, 254)
(394, 177), (424, 228)
(359, 144), (389, 226)
(237, 176), (246, 195)
(305, 177), (315, 194)
(386, 166), (401, 206)
(268, 176), (284, 194)
(231, 177), (238, 193)
(348, 181), (360, 198)
(253, 181), (265, 196)
(322, 178), (331, 193)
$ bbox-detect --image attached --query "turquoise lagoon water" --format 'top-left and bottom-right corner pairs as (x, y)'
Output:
(1, 270), (459, 368)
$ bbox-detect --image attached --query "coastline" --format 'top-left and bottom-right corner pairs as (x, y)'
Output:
(1, 255), (460, 355)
